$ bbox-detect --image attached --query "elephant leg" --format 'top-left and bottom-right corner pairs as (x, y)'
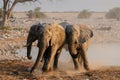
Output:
(78, 54), (83, 69)
(42, 56), (49, 72)
(43, 46), (51, 62)
(30, 48), (42, 73)
(80, 49), (90, 71)
(68, 45), (80, 70)
(42, 46), (51, 72)
(53, 49), (62, 70)
(72, 57), (80, 70)
(78, 48), (86, 69)
(42, 46), (57, 72)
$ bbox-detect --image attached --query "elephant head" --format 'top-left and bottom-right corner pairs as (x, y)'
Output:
(25, 23), (45, 59)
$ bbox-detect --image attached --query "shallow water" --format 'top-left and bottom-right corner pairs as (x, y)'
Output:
(88, 43), (120, 66)
(18, 43), (120, 67)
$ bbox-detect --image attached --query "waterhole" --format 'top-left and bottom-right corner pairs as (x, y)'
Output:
(17, 43), (120, 68)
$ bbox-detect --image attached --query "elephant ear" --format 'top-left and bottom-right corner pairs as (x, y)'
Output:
(79, 24), (93, 43)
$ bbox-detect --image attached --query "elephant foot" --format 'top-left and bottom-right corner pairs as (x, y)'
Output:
(85, 67), (90, 71)
(74, 65), (80, 70)
(75, 67), (80, 71)
(27, 56), (32, 60)
(42, 66), (52, 73)
(84, 64), (90, 71)
(30, 68), (34, 73)
(53, 65), (58, 71)
(53, 67), (58, 71)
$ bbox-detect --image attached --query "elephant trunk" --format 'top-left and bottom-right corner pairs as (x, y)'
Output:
(26, 35), (33, 60)
(27, 43), (32, 59)
(68, 44), (80, 58)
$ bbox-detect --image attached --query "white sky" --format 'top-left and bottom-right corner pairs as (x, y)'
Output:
(0, 0), (120, 12)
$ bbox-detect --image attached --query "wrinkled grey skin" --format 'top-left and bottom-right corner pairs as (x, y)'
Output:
(26, 23), (46, 59)
(60, 22), (93, 71)
(26, 23), (49, 60)
(26, 24), (40, 60)
(26, 23), (65, 73)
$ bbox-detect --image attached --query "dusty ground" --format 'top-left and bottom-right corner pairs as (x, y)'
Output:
(0, 60), (120, 80)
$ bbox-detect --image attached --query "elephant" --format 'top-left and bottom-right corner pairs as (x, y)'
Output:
(60, 22), (93, 71)
(25, 23), (66, 73)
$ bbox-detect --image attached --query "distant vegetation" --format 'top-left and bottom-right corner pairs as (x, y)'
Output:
(27, 7), (46, 19)
(105, 7), (120, 20)
(0, 8), (2, 18)
(78, 10), (92, 19)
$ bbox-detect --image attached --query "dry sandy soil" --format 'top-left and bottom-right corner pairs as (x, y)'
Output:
(0, 12), (120, 80)
(0, 60), (120, 80)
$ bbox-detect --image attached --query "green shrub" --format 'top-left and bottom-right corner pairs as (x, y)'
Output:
(27, 7), (46, 19)
(105, 7), (120, 20)
(34, 11), (46, 18)
(78, 10), (92, 19)
(27, 10), (34, 18)
(0, 26), (11, 30)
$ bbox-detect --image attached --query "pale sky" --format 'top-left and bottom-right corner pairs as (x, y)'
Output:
(0, 0), (120, 12)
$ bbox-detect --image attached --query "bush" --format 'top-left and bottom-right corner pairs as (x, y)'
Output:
(78, 10), (92, 19)
(27, 10), (34, 18)
(27, 7), (46, 19)
(105, 7), (120, 20)
(0, 8), (2, 18)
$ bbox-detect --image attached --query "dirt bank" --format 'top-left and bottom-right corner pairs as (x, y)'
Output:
(0, 60), (120, 80)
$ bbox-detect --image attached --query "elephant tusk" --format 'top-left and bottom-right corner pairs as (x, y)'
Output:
(24, 43), (31, 47)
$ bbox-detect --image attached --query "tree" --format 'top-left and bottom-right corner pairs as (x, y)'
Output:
(78, 10), (92, 19)
(105, 7), (120, 20)
(1, 0), (37, 27)
(34, 7), (41, 12)
(34, 7), (41, 18)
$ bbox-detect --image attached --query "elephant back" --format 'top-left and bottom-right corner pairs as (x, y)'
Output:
(46, 23), (66, 46)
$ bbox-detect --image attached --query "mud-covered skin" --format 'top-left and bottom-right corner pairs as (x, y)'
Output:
(60, 22), (93, 71)
(26, 23), (66, 73)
